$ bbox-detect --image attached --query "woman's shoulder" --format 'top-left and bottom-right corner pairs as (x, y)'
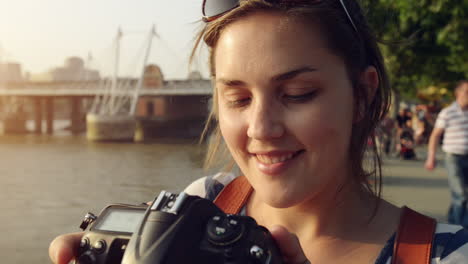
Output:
(377, 222), (468, 264)
(431, 223), (468, 263)
(183, 172), (238, 201)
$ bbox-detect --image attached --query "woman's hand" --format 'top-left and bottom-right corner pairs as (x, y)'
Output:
(269, 225), (311, 264)
(48, 232), (84, 264)
(48, 225), (310, 264)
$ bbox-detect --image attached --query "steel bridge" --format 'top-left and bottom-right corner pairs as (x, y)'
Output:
(0, 80), (212, 134)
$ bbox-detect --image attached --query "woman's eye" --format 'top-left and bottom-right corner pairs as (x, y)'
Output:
(284, 91), (316, 102)
(227, 98), (251, 108)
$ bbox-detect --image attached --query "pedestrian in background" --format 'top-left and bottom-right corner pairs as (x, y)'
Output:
(425, 80), (468, 226)
(399, 119), (416, 160)
(396, 107), (411, 130)
(415, 104), (430, 145)
(394, 107), (411, 154)
(376, 114), (395, 156)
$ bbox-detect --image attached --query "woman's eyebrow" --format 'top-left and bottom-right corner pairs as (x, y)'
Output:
(215, 66), (317, 87)
(272, 66), (318, 82)
(216, 78), (245, 87)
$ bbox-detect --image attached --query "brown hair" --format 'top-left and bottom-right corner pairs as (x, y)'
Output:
(192, 0), (392, 198)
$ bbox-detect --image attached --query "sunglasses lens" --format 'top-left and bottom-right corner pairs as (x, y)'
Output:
(203, 0), (239, 17)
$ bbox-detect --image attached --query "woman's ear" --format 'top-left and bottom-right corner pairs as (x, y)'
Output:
(361, 66), (380, 103)
(354, 66), (379, 123)
(361, 66), (379, 102)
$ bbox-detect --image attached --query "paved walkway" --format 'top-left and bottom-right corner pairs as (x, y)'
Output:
(381, 146), (450, 222)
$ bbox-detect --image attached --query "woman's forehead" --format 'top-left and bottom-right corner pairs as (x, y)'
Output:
(213, 12), (342, 81)
(217, 11), (322, 44)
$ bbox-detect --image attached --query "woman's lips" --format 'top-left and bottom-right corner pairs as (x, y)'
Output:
(254, 150), (304, 175)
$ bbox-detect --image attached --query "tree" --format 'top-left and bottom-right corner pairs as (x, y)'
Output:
(362, 0), (468, 101)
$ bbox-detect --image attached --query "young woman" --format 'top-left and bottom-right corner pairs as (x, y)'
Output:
(49, 1), (468, 263)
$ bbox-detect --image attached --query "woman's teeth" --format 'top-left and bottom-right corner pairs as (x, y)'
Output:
(255, 153), (295, 164)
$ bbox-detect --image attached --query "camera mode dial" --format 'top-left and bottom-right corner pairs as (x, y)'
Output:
(206, 215), (244, 245)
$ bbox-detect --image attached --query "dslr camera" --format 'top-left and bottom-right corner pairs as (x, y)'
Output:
(77, 191), (282, 264)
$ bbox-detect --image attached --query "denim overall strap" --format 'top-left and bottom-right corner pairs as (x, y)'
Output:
(214, 175), (253, 214)
(392, 206), (436, 264)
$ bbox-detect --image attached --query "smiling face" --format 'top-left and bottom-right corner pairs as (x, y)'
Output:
(214, 12), (356, 208)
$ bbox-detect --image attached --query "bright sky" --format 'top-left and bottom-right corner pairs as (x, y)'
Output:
(0, 0), (210, 79)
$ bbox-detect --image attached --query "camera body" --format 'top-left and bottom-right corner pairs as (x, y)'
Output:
(77, 204), (147, 264)
(77, 191), (282, 264)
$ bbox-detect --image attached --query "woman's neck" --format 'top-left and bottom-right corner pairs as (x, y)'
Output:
(247, 181), (401, 263)
(248, 180), (373, 237)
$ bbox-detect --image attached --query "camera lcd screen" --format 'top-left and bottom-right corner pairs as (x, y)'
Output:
(93, 208), (145, 233)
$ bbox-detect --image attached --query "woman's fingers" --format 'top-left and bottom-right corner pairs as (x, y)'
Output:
(48, 226), (310, 264)
(269, 225), (311, 264)
(49, 232), (84, 264)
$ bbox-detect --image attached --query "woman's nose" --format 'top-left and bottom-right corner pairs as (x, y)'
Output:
(246, 103), (284, 140)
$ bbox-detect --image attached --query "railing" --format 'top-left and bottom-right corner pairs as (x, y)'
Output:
(0, 87), (212, 97)
(0, 80), (213, 97)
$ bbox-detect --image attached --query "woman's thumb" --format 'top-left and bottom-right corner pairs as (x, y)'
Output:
(269, 225), (310, 264)
(49, 232), (83, 264)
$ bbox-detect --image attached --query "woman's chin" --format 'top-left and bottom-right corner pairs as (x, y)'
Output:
(258, 192), (303, 209)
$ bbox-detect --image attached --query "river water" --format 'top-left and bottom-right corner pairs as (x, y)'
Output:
(0, 133), (212, 263)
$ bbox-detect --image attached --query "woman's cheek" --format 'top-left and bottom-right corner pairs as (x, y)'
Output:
(291, 108), (349, 152)
(219, 108), (248, 148)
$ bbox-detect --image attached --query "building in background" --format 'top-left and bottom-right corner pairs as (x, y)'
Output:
(29, 56), (100, 82)
(143, 64), (164, 88)
(187, 71), (203, 80)
(0, 62), (23, 83)
(51, 57), (100, 81)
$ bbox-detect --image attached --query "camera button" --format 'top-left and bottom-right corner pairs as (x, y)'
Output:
(207, 217), (243, 245)
(215, 226), (227, 235)
(228, 219), (238, 226)
(93, 240), (106, 254)
(79, 237), (90, 249)
(250, 245), (265, 260)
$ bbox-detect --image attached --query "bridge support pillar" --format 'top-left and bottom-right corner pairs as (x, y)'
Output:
(70, 97), (82, 134)
(45, 98), (54, 134)
(34, 98), (43, 134)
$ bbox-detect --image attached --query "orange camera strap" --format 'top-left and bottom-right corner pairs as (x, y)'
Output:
(214, 175), (253, 214)
(214, 175), (436, 264)
(391, 206), (436, 264)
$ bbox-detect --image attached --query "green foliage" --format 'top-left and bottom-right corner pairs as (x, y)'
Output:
(361, 0), (468, 100)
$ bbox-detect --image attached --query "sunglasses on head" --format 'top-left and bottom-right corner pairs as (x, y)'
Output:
(202, 0), (358, 32)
